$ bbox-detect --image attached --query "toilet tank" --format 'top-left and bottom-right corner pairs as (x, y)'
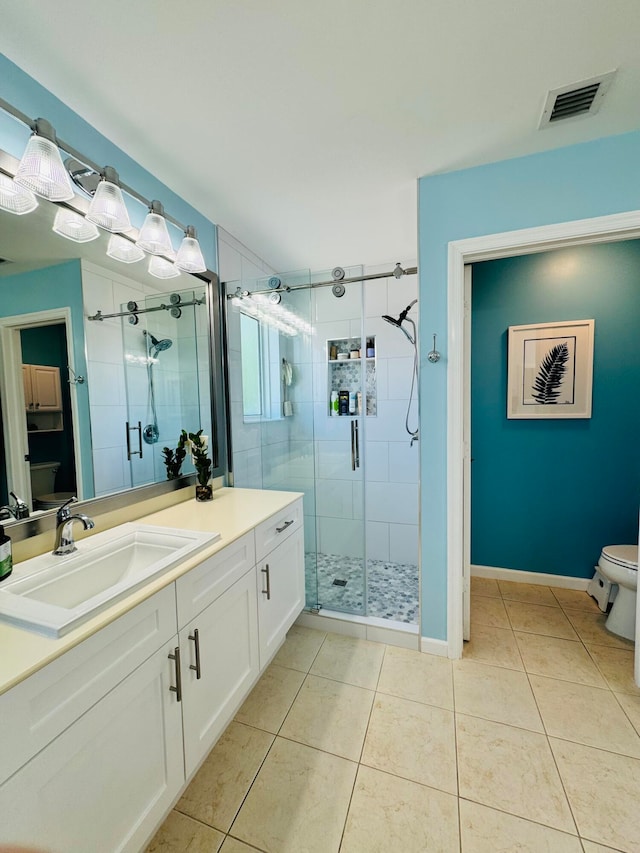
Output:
(29, 461), (60, 497)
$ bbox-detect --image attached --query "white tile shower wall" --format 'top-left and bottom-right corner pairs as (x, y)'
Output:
(311, 262), (419, 571)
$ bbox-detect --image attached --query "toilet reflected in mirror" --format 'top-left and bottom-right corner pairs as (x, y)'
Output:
(29, 461), (75, 510)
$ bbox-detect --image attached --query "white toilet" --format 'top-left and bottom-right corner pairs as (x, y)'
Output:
(592, 545), (638, 641)
(29, 461), (75, 510)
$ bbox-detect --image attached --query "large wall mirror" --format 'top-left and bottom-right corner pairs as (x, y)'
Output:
(0, 170), (223, 526)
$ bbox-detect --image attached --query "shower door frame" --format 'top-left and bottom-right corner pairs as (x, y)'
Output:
(447, 209), (640, 667)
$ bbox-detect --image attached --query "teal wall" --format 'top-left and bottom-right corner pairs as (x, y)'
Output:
(0, 53), (217, 268)
(471, 241), (640, 578)
(0, 260), (92, 497)
(419, 129), (640, 641)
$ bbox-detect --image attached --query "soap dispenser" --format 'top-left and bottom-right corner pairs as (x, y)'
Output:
(0, 525), (12, 581)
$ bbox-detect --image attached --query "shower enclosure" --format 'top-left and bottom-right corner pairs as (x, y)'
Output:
(225, 265), (419, 629)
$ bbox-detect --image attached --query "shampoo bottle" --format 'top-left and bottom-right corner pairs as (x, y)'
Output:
(0, 525), (12, 582)
(330, 391), (339, 417)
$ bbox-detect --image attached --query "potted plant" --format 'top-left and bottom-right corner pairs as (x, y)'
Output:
(161, 430), (188, 480)
(189, 429), (213, 501)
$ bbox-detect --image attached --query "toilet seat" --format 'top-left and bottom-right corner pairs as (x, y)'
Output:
(601, 545), (638, 571)
(33, 491), (76, 509)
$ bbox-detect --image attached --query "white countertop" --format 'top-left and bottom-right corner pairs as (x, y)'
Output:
(0, 487), (302, 696)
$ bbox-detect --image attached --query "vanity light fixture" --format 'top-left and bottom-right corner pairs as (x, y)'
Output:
(52, 207), (100, 243)
(0, 172), (38, 215)
(106, 234), (145, 264)
(14, 118), (75, 202)
(148, 255), (181, 279)
(137, 200), (174, 256)
(86, 166), (132, 233)
(175, 225), (206, 273)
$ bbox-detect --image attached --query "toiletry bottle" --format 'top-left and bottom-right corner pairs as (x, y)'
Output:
(339, 390), (349, 415)
(356, 391), (362, 415)
(366, 338), (375, 358)
(0, 525), (12, 582)
(330, 391), (339, 417)
(349, 391), (356, 415)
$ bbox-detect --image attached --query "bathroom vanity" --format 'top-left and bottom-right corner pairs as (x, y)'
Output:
(0, 487), (304, 852)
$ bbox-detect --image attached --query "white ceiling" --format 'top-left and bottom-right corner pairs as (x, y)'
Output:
(1, 0), (640, 273)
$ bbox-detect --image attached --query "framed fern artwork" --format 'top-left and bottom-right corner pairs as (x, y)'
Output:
(507, 319), (595, 419)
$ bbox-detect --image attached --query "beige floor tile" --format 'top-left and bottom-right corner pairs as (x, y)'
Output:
(552, 587), (601, 612)
(471, 576), (501, 598)
(361, 693), (457, 794)
(515, 632), (606, 687)
(279, 674), (374, 760)
(309, 633), (385, 689)
(176, 722), (274, 832)
(530, 675), (640, 757)
(377, 644), (454, 709)
(471, 594), (510, 628)
(453, 659), (543, 731)
(582, 842), (626, 852)
(565, 609), (635, 650)
(230, 737), (357, 853)
(145, 810), (225, 852)
(234, 664), (305, 733)
(341, 765), (459, 853)
(459, 799), (583, 852)
(220, 838), (263, 852)
(456, 714), (575, 832)
(272, 625), (326, 672)
(505, 600), (578, 639)
(616, 692), (640, 736)
(498, 580), (558, 606)
(463, 624), (524, 670)
(551, 737), (640, 852)
(587, 644), (640, 696)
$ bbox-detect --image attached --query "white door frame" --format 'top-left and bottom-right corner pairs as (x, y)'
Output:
(0, 308), (83, 506)
(447, 210), (640, 662)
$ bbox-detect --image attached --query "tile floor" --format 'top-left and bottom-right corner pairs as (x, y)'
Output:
(146, 578), (640, 852)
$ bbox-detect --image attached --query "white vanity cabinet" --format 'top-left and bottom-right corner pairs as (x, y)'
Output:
(255, 500), (305, 667)
(0, 589), (184, 853)
(0, 493), (304, 853)
(175, 532), (260, 777)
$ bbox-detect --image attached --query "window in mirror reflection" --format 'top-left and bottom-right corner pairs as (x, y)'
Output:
(239, 312), (282, 422)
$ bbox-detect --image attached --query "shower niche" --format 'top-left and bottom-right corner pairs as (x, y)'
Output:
(326, 336), (377, 417)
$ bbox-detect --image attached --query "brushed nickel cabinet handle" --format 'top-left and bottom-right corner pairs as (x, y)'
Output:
(261, 564), (271, 600)
(275, 519), (294, 533)
(189, 628), (202, 679)
(168, 646), (182, 701)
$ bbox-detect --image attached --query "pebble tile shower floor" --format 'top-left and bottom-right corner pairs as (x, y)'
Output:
(305, 552), (419, 624)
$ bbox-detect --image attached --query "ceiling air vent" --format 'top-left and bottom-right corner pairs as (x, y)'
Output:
(539, 71), (616, 129)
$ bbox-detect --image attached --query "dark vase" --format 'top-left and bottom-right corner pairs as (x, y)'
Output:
(195, 484), (213, 502)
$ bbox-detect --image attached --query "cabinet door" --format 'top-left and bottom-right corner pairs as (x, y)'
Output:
(0, 639), (184, 853)
(256, 528), (305, 667)
(31, 364), (62, 410)
(180, 567), (259, 778)
(22, 364), (33, 410)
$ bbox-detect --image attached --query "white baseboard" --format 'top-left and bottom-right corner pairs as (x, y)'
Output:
(471, 564), (590, 591)
(420, 636), (450, 657)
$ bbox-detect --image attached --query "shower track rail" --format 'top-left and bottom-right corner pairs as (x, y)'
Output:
(87, 297), (205, 322)
(224, 265), (418, 298)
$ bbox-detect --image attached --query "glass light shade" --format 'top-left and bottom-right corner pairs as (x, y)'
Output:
(14, 134), (74, 202)
(148, 255), (180, 279)
(175, 234), (206, 273)
(0, 173), (38, 215)
(86, 180), (131, 233)
(52, 208), (100, 243)
(107, 234), (145, 263)
(137, 211), (174, 256)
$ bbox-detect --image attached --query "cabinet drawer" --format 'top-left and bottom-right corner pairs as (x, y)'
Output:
(0, 584), (177, 785)
(255, 498), (303, 562)
(176, 531), (256, 628)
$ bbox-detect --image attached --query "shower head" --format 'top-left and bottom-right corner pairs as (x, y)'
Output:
(382, 300), (417, 345)
(143, 329), (173, 355)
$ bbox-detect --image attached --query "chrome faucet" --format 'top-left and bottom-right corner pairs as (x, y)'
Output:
(0, 492), (30, 521)
(53, 497), (95, 555)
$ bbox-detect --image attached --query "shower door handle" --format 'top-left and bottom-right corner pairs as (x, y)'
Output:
(126, 421), (143, 460)
(354, 420), (360, 469)
(350, 420), (356, 471)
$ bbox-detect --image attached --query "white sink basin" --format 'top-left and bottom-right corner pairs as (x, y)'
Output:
(0, 523), (220, 637)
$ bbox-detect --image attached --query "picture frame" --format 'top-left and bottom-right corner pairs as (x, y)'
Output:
(507, 319), (595, 419)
